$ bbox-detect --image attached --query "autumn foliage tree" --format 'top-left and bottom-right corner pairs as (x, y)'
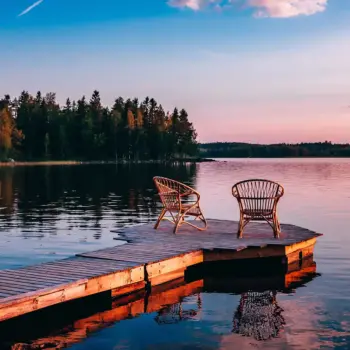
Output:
(0, 95), (24, 160)
(0, 91), (198, 161)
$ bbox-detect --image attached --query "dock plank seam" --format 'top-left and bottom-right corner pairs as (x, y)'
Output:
(74, 254), (142, 266)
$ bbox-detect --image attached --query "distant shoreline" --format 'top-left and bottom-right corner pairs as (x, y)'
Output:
(200, 141), (350, 158)
(3, 156), (350, 167)
(0, 158), (216, 167)
(203, 156), (350, 158)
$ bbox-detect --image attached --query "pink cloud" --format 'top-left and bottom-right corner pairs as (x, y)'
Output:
(248, 0), (328, 18)
(168, 0), (329, 17)
(168, 0), (216, 10)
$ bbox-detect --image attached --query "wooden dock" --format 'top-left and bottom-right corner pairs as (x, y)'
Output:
(0, 219), (322, 322)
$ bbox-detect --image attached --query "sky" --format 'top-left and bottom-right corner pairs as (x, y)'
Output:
(2, 0), (350, 143)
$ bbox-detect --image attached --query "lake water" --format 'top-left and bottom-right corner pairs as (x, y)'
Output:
(1, 159), (350, 349)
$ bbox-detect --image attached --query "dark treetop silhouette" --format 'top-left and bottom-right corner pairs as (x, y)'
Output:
(0, 91), (198, 161)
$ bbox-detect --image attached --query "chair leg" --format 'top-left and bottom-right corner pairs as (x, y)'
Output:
(237, 214), (244, 239)
(191, 209), (208, 231)
(199, 214), (208, 230)
(154, 208), (167, 230)
(273, 214), (281, 238)
(173, 214), (184, 234)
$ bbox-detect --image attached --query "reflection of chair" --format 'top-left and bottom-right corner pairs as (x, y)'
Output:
(154, 294), (202, 324)
(233, 291), (285, 341)
(153, 177), (207, 233)
(232, 179), (284, 238)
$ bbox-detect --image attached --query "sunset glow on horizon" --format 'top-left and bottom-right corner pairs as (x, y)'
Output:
(2, 0), (350, 143)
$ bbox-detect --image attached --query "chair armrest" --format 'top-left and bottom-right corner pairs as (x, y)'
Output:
(180, 189), (200, 198)
(159, 190), (178, 196)
(180, 191), (200, 206)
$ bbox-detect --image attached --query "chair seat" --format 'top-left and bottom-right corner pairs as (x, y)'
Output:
(242, 209), (273, 218)
(168, 203), (201, 215)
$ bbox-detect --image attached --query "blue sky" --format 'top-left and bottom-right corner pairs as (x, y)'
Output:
(2, 0), (350, 143)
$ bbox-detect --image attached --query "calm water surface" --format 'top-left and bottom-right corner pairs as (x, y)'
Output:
(1, 159), (350, 349)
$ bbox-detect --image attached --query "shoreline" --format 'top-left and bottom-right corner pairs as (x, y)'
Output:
(201, 156), (350, 159)
(0, 158), (216, 167)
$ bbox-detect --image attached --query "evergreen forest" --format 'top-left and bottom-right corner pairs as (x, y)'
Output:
(0, 91), (198, 161)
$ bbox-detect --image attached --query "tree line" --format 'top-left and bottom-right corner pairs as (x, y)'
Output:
(200, 142), (350, 158)
(0, 91), (198, 161)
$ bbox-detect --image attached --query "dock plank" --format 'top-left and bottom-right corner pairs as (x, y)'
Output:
(0, 293), (13, 298)
(0, 278), (55, 290)
(0, 257), (144, 303)
(0, 270), (79, 284)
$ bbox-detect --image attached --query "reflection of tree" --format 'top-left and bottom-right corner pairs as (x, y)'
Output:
(154, 293), (202, 325)
(0, 168), (15, 215)
(0, 163), (198, 236)
(233, 291), (285, 341)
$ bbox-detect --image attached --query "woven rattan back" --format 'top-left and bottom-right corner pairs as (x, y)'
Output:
(153, 177), (193, 210)
(232, 179), (284, 213)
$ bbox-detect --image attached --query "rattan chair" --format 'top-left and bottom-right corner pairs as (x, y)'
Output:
(232, 179), (284, 239)
(153, 176), (207, 233)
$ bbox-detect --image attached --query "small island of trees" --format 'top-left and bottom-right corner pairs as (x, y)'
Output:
(0, 91), (198, 161)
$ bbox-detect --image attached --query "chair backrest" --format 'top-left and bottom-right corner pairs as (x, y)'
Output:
(232, 179), (284, 213)
(153, 177), (195, 209)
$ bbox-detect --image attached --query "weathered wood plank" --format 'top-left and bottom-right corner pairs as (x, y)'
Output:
(0, 270), (77, 284)
(50, 257), (140, 268)
(78, 253), (175, 264)
(0, 289), (22, 296)
(0, 284), (42, 294)
(0, 293), (13, 298)
(0, 278), (53, 290)
(0, 280), (88, 321)
(0, 264), (145, 322)
(146, 250), (203, 280)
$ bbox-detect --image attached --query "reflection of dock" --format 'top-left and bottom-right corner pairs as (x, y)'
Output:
(0, 219), (321, 322)
(1, 259), (319, 349)
(199, 256), (318, 294)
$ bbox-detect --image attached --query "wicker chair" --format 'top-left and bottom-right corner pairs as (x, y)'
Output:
(153, 176), (207, 233)
(232, 179), (284, 239)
